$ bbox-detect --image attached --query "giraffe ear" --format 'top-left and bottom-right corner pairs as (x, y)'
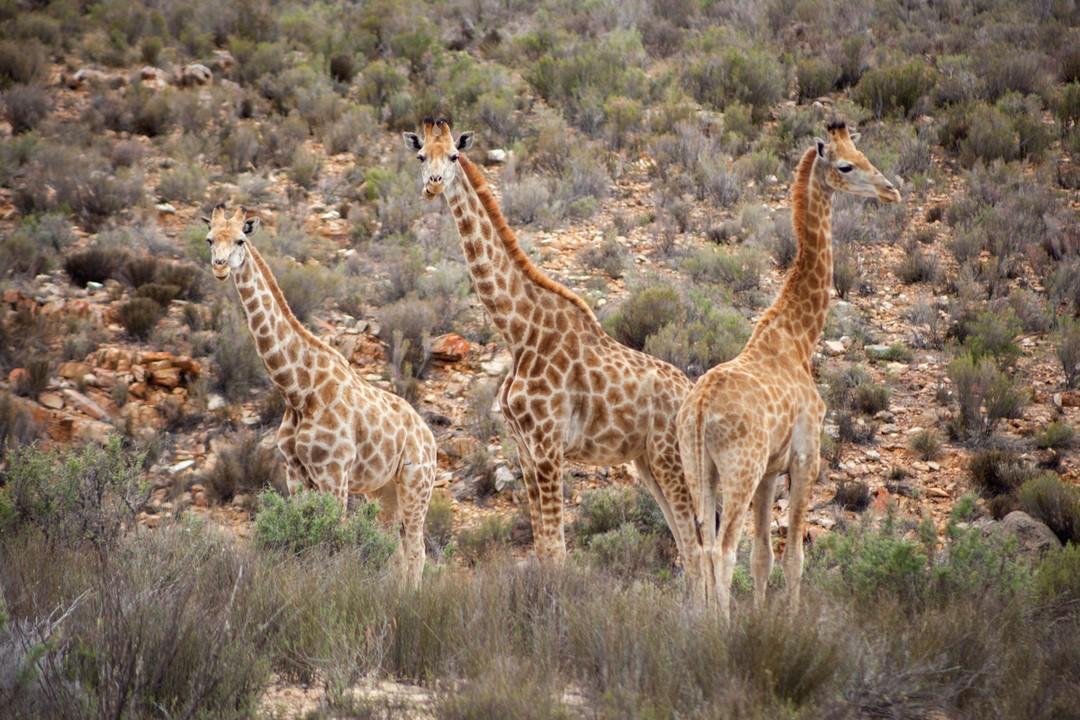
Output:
(403, 132), (423, 151)
(455, 132), (474, 151)
(816, 138), (826, 157)
(201, 216), (212, 226)
(848, 131), (861, 143)
(242, 217), (259, 235)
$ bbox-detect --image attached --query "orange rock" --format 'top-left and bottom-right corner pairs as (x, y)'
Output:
(38, 391), (64, 410)
(431, 333), (472, 363)
(58, 361), (91, 379)
(139, 351), (174, 363)
(128, 382), (147, 399)
(62, 388), (109, 420)
(173, 356), (201, 374)
(8, 367), (29, 387)
(151, 366), (181, 388)
(2, 288), (22, 304)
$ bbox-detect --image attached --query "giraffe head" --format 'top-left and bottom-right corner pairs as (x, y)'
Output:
(201, 205), (259, 281)
(402, 117), (474, 200)
(815, 120), (901, 203)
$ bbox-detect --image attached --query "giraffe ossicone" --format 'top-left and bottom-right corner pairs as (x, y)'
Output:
(205, 205), (437, 588)
(405, 118), (704, 589)
(677, 120), (901, 619)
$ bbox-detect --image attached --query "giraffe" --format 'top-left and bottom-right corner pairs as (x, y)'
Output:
(204, 206), (436, 587)
(403, 118), (702, 582)
(677, 120), (901, 618)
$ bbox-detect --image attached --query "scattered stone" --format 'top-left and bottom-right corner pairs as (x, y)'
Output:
(37, 391), (63, 410)
(211, 49), (236, 72)
(486, 149), (508, 164)
(8, 367), (29, 388)
(207, 394), (227, 411)
(481, 356), (511, 376)
(58, 361), (91, 379)
(155, 203), (177, 214)
(823, 340), (846, 356)
(431, 334), (471, 363)
(984, 511), (1061, 560)
(864, 344), (892, 360)
(176, 63), (212, 86)
(169, 459), (195, 474)
(494, 464), (516, 492)
(62, 389), (108, 421)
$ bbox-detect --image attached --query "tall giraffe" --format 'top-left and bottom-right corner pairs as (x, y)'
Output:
(404, 118), (701, 578)
(677, 121), (900, 618)
(204, 206), (436, 587)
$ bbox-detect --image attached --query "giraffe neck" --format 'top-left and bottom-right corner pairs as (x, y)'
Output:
(748, 148), (834, 365)
(232, 244), (325, 408)
(445, 156), (598, 351)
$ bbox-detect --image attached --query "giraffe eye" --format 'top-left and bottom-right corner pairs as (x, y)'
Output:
(236, 238), (245, 246)
(838, 164), (853, 173)
(417, 154), (425, 162)
(450, 154), (459, 162)
(206, 238), (212, 246)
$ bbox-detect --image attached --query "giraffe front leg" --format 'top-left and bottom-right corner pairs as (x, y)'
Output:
(277, 408), (306, 495)
(784, 430), (820, 613)
(396, 460), (433, 590)
(527, 441), (566, 563)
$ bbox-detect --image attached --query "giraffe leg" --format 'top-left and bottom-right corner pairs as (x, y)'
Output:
(526, 439), (566, 563)
(711, 446), (764, 622)
(783, 419), (820, 613)
(678, 410), (715, 608)
(635, 458), (701, 600)
(374, 482), (406, 579)
(512, 437), (545, 556)
(277, 408), (306, 494)
(397, 460), (433, 590)
(751, 473), (779, 611)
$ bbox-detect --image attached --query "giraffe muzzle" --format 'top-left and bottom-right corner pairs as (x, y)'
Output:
(423, 181), (444, 200)
(213, 266), (231, 280)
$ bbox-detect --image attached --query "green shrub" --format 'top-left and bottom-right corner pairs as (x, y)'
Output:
(814, 519), (929, 604)
(1, 437), (146, 550)
(157, 163), (206, 203)
(288, 146), (322, 189)
(211, 305), (265, 401)
(0, 38), (47, 87)
(117, 297), (164, 340)
(134, 282), (179, 307)
(572, 486), (638, 543)
(578, 236), (627, 279)
(853, 382), (889, 415)
(425, 491), (454, 556)
(0, 392), (39, 460)
(909, 429), (942, 461)
(1034, 543), (1080, 606)
(329, 53), (356, 84)
(1056, 317), (1080, 389)
(959, 103), (1019, 167)
(947, 353), (1026, 442)
(796, 57), (840, 102)
(894, 242), (938, 284)
(964, 308), (1021, 366)
(643, 304), (748, 378)
(2, 84), (50, 134)
(584, 524), (668, 577)
(254, 490), (396, 562)
(1034, 421), (1074, 450)
(201, 432), (285, 505)
(682, 245), (764, 294)
(853, 60), (933, 118)
(968, 448), (1037, 498)
(603, 284), (682, 350)
(683, 41), (784, 121)
(456, 516), (511, 566)
(1018, 473), (1080, 545)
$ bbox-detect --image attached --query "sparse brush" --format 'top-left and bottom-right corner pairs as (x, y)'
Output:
(968, 447), (1038, 498)
(201, 432), (285, 505)
(909, 429), (942, 461)
(64, 247), (124, 287)
(1018, 473), (1080, 545)
(455, 516), (512, 566)
(117, 297), (164, 340)
(1034, 421), (1074, 450)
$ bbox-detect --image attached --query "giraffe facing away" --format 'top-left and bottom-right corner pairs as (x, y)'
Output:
(403, 118), (702, 579)
(677, 121), (901, 618)
(204, 206), (436, 587)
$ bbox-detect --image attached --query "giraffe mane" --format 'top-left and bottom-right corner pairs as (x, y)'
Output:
(245, 242), (335, 354)
(789, 146), (817, 249)
(457, 155), (598, 322)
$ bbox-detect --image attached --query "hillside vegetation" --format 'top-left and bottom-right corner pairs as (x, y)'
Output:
(0, 0), (1079, 716)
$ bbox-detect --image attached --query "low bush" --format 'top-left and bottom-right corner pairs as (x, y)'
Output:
(1034, 421), (1074, 450)
(964, 308), (1021, 366)
(853, 60), (933, 118)
(201, 432), (285, 505)
(1056, 317), (1080, 389)
(683, 40), (784, 121)
(796, 57), (840, 102)
(1033, 543), (1080, 607)
(894, 241), (938, 284)
(578, 236), (627, 279)
(0, 392), (39, 460)
(157, 163), (206, 203)
(909, 429), (942, 461)
(1018, 473), (1080, 544)
(0, 38), (47, 86)
(254, 490), (396, 562)
(117, 297), (164, 340)
(968, 448), (1038, 498)
(455, 516), (512, 566)
(603, 284), (683, 350)
(0, 437), (146, 551)
(2, 83), (50, 134)
(947, 353), (1027, 443)
(64, 247), (124, 287)
(211, 306), (265, 401)
(424, 491), (454, 557)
